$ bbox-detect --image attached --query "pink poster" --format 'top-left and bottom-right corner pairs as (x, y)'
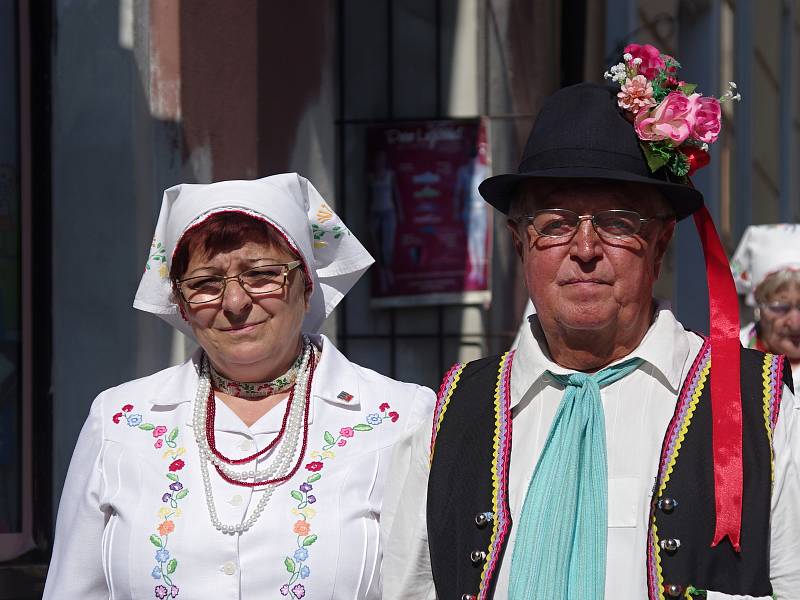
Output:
(366, 118), (492, 307)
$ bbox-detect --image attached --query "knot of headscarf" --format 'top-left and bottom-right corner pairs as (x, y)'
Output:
(509, 357), (644, 600)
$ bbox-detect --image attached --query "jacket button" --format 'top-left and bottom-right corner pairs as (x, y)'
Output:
(461, 595), (477, 600)
(470, 550), (487, 565)
(474, 512), (493, 528)
(659, 538), (681, 553)
(665, 583), (683, 597)
(658, 497), (678, 512)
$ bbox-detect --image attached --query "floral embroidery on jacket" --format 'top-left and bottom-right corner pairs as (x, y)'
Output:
(279, 403), (400, 598)
(113, 404), (188, 599)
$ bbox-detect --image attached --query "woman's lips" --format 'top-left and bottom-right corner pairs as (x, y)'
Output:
(219, 321), (264, 333)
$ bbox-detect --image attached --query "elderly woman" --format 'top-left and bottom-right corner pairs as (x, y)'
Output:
(42, 174), (435, 599)
(732, 223), (800, 383)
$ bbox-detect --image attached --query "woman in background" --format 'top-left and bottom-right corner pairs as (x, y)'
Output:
(732, 223), (800, 383)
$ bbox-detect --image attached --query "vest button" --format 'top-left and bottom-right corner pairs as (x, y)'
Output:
(659, 538), (681, 553)
(470, 550), (487, 565)
(474, 512), (493, 528)
(658, 497), (678, 512)
(665, 583), (683, 597)
(461, 595), (477, 600)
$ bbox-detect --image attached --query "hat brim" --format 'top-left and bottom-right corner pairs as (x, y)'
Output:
(479, 167), (703, 221)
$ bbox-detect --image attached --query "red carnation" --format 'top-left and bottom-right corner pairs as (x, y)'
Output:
(388, 411), (400, 423)
(681, 146), (710, 175)
(379, 402), (390, 412)
(305, 461), (324, 472)
(168, 459), (185, 472)
(112, 412), (123, 424)
(122, 404), (134, 412)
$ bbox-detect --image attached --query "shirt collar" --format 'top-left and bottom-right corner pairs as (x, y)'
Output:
(510, 301), (692, 408)
(148, 334), (362, 410)
(309, 334), (362, 408)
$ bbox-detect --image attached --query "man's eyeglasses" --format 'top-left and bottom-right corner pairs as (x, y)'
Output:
(176, 261), (302, 304)
(760, 301), (800, 317)
(515, 209), (673, 240)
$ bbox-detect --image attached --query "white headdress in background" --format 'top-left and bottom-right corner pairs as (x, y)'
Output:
(730, 223), (800, 306)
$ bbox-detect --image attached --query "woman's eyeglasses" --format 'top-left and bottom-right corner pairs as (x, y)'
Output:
(176, 261), (302, 304)
(515, 209), (672, 240)
(760, 301), (800, 317)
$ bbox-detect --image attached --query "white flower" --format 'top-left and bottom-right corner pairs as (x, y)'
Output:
(623, 52), (633, 62)
(633, 57), (643, 65)
(729, 81), (737, 89)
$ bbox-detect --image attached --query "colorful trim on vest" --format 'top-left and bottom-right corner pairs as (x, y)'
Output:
(429, 362), (465, 463)
(647, 340), (711, 600)
(477, 351), (515, 600)
(761, 353), (785, 483)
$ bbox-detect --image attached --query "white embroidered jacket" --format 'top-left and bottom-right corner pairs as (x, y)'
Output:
(43, 335), (435, 600)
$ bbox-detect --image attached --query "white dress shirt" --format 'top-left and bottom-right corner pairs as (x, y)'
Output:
(43, 335), (435, 600)
(382, 306), (800, 600)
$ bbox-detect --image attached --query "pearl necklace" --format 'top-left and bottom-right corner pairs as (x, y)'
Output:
(193, 337), (316, 535)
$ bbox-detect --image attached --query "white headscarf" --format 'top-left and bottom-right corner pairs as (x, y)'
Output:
(731, 223), (800, 306)
(133, 173), (374, 337)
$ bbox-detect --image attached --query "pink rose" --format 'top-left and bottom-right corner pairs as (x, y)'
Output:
(339, 427), (355, 438)
(153, 425), (168, 437)
(155, 439), (164, 449)
(624, 43), (665, 79)
(635, 92), (699, 145)
(691, 96), (721, 144)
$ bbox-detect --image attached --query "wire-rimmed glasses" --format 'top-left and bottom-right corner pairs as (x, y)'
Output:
(760, 301), (800, 317)
(176, 261), (302, 304)
(515, 209), (672, 240)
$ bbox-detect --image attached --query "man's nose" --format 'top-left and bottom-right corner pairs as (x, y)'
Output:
(569, 218), (603, 261)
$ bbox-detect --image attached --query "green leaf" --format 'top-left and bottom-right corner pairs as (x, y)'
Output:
(285, 557), (296, 573)
(667, 151), (690, 177)
(167, 428), (179, 442)
(307, 473), (321, 483)
(302, 534), (318, 547)
(175, 489), (189, 500)
(138, 423), (155, 431)
(323, 431), (335, 445)
(150, 534), (163, 548)
(353, 424), (373, 432)
(166, 559), (178, 574)
(679, 83), (697, 96)
(640, 142), (668, 173)
(291, 490), (303, 501)
(166, 473), (178, 482)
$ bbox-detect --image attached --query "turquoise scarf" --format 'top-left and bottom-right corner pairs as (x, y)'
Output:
(508, 357), (643, 599)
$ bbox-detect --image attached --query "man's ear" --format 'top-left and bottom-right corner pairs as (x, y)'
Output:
(507, 219), (525, 261)
(653, 219), (676, 278)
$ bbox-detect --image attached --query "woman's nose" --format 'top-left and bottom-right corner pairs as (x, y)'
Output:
(222, 279), (252, 313)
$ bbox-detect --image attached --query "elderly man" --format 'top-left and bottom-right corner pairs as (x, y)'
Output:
(381, 82), (800, 600)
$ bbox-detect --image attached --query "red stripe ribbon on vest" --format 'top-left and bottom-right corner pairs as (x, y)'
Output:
(693, 205), (743, 552)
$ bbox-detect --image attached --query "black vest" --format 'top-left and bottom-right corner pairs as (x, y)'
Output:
(427, 343), (791, 599)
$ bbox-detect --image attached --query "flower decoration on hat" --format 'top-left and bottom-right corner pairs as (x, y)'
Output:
(605, 43), (741, 179)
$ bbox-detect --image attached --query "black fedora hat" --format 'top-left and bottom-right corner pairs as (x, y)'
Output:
(478, 82), (703, 220)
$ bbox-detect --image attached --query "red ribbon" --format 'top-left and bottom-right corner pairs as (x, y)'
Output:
(693, 205), (743, 552)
